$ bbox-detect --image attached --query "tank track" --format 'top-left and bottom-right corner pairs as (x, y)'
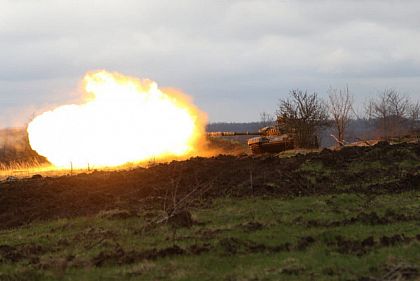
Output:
(250, 144), (263, 154)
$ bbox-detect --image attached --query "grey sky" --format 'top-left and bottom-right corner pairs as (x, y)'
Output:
(1, 0), (420, 127)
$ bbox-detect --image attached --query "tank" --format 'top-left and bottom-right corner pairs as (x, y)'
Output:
(207, 122), (295, 154)
(247, 126), (294, 154)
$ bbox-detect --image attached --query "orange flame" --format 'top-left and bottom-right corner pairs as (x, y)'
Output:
(27, 70), (206, 168)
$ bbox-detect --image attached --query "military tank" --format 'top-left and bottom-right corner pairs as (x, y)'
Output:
(207, 122), (295, 154)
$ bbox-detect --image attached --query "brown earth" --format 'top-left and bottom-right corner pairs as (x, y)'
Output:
(0, 142), (419, 230)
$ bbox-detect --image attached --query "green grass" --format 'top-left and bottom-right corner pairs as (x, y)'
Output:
(0, 192), (419, 281)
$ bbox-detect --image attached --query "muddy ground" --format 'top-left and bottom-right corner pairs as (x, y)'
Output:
(0, 141), (419, 230)
(0, 142), (419, 280)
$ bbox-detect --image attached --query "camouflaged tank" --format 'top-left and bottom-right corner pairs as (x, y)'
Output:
(207, 121), (294, 154)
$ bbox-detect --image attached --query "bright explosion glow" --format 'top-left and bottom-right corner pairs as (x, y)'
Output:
(27, 70), (205, 168)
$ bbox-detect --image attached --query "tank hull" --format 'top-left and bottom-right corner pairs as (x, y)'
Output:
(250, 141), (294, 154)
(248, 136), (294, 154)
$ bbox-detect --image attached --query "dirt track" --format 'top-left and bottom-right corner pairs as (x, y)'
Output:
(0, 142), (419, 230)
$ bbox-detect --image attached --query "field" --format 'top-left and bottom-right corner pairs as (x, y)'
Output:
(0, 142), (419, 280)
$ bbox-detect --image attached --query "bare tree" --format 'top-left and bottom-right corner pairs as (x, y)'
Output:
(366, 89), (410, 139)
(408, 101), (420, 132)
(259, 112), (275, 127)
(328, 86), (353, 146)
(388, 91), (410, 137)
(277, 90), (329, 148)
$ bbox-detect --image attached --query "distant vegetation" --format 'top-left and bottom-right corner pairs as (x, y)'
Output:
(207, 122), (265, 133)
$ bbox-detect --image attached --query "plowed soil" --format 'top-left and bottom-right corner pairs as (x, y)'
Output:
(0, 142), (419, 230)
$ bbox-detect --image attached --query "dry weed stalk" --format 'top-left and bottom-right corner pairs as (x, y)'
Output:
(141, 169), (220, 235)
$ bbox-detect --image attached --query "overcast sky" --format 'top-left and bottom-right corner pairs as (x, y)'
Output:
(1, 0), (420, 126)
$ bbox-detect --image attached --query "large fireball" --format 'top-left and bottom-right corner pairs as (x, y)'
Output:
(27, 70), (205, 168)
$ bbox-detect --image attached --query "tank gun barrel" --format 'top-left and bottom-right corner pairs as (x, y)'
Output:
(207, 131), (260, 137)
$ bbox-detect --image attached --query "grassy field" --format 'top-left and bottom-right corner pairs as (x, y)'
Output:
(0, 142), (419, 280)
(0, 192), (419, 281)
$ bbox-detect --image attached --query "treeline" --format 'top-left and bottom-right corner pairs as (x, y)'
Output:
(270, 88), (419, 147)
(206, 122), (264, 133)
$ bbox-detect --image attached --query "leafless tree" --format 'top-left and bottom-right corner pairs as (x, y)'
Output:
(366, 89), (410, 139)
(259, 112), (275, 127)
(277, 90), (329, 148)
(408, 101), (420, 132)
(328, 86), (353, 146)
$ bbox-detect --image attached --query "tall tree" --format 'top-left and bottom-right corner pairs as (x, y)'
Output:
(277, 90), (329, 148)
(408, 101), (420, 132)
(328, 86), (353, 146)
(366, 89), (409, 139)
